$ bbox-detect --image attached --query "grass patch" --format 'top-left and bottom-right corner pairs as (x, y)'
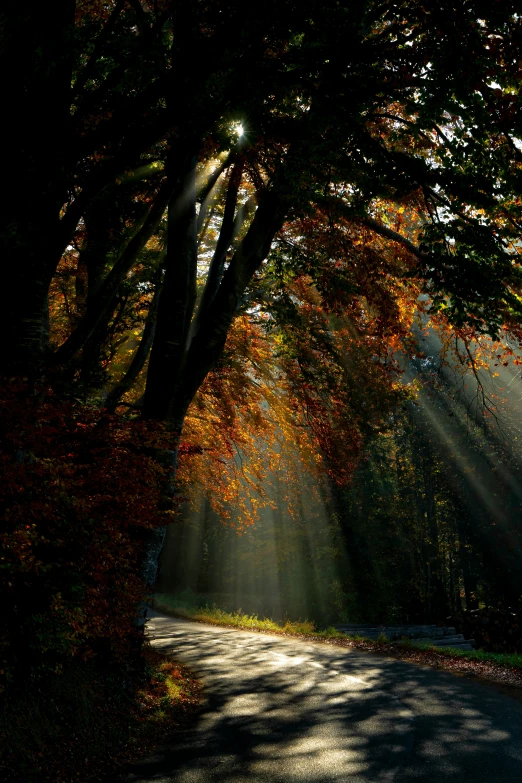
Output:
(399, 640), (522, 669)
(154, 593), (348, 639)
(0, 648), (201, 783)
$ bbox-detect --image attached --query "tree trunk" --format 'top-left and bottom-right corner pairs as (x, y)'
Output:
(104, 279), (162, 412)
(142, 155), (199, 420)
(0, 3), (75, 375)
(135, 447), (179, 628)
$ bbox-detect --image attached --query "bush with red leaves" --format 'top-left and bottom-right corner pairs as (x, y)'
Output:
(0, 380), (173, 691)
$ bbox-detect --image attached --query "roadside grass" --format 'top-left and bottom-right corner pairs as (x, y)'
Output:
(153, 593), (522, 672)
(0, 647), (201, 783)
(398, 639), (522, 670)
(154, 593), (346, 639)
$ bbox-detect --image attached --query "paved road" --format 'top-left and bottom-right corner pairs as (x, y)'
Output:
(123, 612), (522, 782)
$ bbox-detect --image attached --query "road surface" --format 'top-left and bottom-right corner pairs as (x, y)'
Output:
(122, 611), (522, 782)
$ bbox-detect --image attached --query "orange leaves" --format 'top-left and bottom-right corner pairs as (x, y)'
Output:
(174, 249), (413, 521)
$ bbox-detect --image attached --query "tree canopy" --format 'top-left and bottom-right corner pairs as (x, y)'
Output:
(2, 2), (521, 388)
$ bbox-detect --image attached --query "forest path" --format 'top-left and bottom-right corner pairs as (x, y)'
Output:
(122, 612), (522, 782)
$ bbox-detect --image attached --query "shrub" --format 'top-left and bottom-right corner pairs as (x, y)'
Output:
(0, 380), (172, 692)
(449, 607), (522, 654)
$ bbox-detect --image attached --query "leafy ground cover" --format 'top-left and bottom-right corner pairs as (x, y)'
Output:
(154, 594), (522, 694)
(0, 648), (201, 783)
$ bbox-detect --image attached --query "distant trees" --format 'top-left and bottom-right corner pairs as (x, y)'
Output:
(160, 395), (522, 625)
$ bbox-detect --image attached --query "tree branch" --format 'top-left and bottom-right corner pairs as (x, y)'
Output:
(51, 176), (172, 366)
(72, 0), (126, 99)
(173, 188), (287, 423)
(104, 273), (162, 412)
(191, 157), (245, 337)
(361, 216), (425, 259)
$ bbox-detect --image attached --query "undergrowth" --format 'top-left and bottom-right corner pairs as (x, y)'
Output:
(399, 640), (522, 670)
(154, 593), (345, 638)
(0, 648), (201, 783)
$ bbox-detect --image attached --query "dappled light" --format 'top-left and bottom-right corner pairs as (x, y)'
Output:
(124, 614), (522, 782)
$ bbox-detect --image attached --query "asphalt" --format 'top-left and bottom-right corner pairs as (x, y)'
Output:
(122, 611), (522, 782)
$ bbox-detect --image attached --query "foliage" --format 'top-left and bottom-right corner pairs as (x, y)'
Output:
(4, 0), (520, 527)
(174, 277), (411, 529)
(449, 607), (522, 654)
(0, 648), (200, 783)
(0, 379), (173, 691)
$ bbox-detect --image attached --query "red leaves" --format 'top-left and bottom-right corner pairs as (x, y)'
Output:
(0, 380), (174, 690)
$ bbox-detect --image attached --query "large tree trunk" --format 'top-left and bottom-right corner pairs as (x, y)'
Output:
(1, 3), (75, 375)
(2, 268), (55, 375)
(140, 157), (290, 590)
(135, 447), (179, 628)
(142, 154), (199, 421)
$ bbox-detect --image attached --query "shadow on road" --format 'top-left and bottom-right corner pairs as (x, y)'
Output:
(121, 615), (522, 782)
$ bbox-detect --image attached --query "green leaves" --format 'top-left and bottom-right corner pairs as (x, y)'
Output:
(419, 218), (522, 335)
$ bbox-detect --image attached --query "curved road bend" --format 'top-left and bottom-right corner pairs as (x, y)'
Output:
(122, 611), (522, 782)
